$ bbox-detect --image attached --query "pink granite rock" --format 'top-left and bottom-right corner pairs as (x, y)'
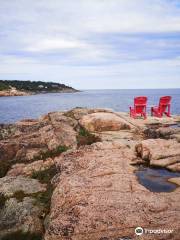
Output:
(136, 139), (180, 171)
(79, 112), (131, 132)
(45, 142), (180, 240)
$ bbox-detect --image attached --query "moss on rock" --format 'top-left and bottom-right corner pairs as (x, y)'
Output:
(0, 161), (12, 178)
(1, 231), (42, 240)
(0, 193), (6, 209)
(31, 165), (58, 217)
(77, 127), (101, 147)
(33, 145), (68, 161)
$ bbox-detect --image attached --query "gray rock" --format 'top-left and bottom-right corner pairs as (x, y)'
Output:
(0, 176), (46, 198)
(0, 176), (47, 239)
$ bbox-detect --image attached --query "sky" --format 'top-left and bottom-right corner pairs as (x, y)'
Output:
(0, 0), (180, 89)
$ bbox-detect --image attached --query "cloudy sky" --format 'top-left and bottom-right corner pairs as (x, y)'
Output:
(0, 0), (180, 89)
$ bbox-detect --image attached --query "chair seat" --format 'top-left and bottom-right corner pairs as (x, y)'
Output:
(151, 106), (158, 112)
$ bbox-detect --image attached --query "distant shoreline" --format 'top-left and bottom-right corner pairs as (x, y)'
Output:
(0, 80), (78, 97)
(0, 88), (79, 97)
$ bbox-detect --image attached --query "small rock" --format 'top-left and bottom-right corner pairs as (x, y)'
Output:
(168, 177), (180, 186)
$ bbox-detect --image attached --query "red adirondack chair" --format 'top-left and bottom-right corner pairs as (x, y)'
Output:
(151, 96), (171, 118)
(129, 96), (147, 119)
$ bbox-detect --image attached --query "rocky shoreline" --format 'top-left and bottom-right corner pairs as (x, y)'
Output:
(0, 88), (78, 97)
(0, 108), (180, 239)
(0, 89), (30, 97)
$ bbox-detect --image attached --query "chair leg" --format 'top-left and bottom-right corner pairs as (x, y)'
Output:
(156, 112), (162, 118)
(144, 107), (147, 119)
(151, 108), (154, 116)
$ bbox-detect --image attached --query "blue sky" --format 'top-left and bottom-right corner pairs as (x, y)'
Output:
(0, 0), (180, 89)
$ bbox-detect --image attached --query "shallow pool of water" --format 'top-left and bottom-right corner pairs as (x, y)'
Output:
(167, 123), (180, 129)
(135, 166), (180, 192)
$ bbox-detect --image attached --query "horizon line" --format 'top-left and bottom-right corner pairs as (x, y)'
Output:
(79, 88), (180, 90)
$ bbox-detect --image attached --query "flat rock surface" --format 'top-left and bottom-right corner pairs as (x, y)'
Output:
(117, 112), (180, 128)
(0, 176), (46, 197)
(45, 142), (180, 240)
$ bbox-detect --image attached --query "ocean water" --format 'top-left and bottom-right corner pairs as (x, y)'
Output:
(0, 89), (180, 123)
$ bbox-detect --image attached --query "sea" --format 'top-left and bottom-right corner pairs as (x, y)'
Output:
(0, 89), (180, 123)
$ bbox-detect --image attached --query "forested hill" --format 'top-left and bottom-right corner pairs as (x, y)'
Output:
(0, 80), (77, 92)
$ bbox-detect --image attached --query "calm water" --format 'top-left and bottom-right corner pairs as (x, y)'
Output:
(135, 166), (180, 192)
(0, 89), (180, 123)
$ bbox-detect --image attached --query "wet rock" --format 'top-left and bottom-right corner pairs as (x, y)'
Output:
(158, 127), (178, 138)
(45, 142), (180, 240)
(143, 125), (180, 141)
(136, 139), (180, 170)
(167, 163), (180, 172)
(79, 112), (131, 132)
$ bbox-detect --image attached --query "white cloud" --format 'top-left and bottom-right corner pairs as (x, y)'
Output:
(0, 55), (179, 89)
(26, 38), (87, 52)
(0, 0), (180, 88)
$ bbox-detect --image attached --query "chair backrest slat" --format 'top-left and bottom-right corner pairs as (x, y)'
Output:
(134, 96), (147, 113)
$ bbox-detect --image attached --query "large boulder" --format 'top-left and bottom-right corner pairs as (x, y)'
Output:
(79, 112), (131, 132)
(0, 112), (78, 177)
(45, 142), (180, 240)
(64, 107), (114, 120)
(136, 139), (180, 171)
(39, 112), (78, 150)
